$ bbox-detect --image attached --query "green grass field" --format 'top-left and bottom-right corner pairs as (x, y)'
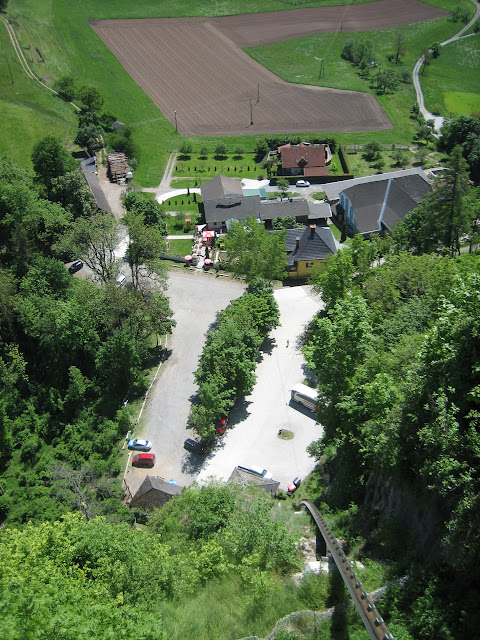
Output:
(1, 0), (477, 186)
(421, 35), (480, 116)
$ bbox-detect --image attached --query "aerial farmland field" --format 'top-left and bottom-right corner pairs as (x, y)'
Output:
(91, 0), (445, 136)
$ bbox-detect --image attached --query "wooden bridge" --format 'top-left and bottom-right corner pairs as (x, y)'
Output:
(300, 500), (394, 640)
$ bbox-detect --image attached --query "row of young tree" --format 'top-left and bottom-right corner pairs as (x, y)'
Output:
(0, 142), (175, 525)
(189, 278), (280, 440)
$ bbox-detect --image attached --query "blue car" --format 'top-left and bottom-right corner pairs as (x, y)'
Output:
(127, 438), (152, 452)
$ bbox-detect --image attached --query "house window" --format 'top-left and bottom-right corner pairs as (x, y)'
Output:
(305, 262), (314, 268)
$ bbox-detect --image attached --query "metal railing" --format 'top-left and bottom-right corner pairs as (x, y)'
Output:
(300, 500), (394, 640)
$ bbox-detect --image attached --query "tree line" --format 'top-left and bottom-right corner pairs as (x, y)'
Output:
(0, 141), (174, 525)
(189, 277), (280, 441)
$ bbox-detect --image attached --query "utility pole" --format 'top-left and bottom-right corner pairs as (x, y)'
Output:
(319, 58), (325, 79)
(174, 110), (177, 131)
(250, 98), (253, 125)
(257, 82), (260, 103)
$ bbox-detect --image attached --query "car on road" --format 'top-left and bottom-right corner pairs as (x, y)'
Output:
(295, 179), (311, 187)
(184, 438), (206, 454)
(68, 260), (83, 274)
(128, 438), (152, 451)
(287, 477), (301, 495)
(132, 453), (155, 468)
(216, 415), (228, 435)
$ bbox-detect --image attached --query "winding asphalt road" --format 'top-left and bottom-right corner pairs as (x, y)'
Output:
(413, 0), (480, 131)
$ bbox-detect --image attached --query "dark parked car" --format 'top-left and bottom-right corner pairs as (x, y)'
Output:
(287, 477), (301, 495)
(184, 438), (206, 454)
(132, 453), (155, 468)
(68, 260), (83, 274)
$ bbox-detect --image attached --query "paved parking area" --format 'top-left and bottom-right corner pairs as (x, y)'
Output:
(197, 285), (323, 491)
(124, 267), (245, 497)
(125, 274), (323, 497)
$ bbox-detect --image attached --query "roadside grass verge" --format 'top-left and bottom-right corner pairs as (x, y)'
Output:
(421, 35), (480, 116)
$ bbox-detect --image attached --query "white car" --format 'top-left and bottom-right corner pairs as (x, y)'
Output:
(295, 179), (311, 187)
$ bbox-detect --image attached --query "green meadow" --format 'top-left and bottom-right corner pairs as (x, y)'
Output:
(421, 34), (480, 116)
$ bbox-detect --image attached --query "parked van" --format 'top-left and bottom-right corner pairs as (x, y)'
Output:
(290, 383), (318, 411)
(132, 453), (155, 468)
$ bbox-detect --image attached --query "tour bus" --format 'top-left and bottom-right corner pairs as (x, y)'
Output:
(290, 383), (318, 411)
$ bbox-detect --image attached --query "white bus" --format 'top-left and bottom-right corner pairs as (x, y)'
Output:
(290, 383), (318, 411)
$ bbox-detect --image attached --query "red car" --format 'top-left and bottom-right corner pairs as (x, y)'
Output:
(132, 453), (155, 468)
(215, 416), (228, 435)
(287, 477), (301, 495)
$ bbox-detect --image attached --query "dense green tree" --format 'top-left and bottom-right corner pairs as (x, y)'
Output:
(53, 74), (76, 100)
(77, 85), (104, 112)
(276, 177), (290, 198)
(74, 122), (103, 155)
(309, 248), (355, 311)
(362, 140), (382, 161)
(398, 146), (472, 255)
(179, 141), (192, 156)
(394, 32), (406, 64)
(50, 170), (98, 219)
(125, 210), (168, 289)
(31, 136), (77, 191)
(214, 142), (228, 157)
(273, 215), (303, 230)
(223, 216), (287, 282)
(60, 213), (119, 283)
(124, 191), (167, 232)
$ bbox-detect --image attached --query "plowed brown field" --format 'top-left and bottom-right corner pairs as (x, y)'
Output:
(90, 0), (446, 136)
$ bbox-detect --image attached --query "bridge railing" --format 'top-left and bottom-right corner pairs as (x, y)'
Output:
(300, 499), (394, 640)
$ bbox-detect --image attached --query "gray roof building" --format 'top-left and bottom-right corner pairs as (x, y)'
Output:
(338, 170), (432, 236)
(228, 467), (280, 498)
(323, 167), (431, 202)
(201, 175), (331, 229)
(285, 225), (338, 266)
(129, 476), (183, 511)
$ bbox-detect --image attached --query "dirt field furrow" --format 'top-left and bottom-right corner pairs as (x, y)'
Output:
(90, 0), (446, 136)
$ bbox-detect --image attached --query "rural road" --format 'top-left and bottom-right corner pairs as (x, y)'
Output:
(412, 0), (480, 131)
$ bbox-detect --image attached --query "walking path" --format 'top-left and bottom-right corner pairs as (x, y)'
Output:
(413, 0), (480, 132)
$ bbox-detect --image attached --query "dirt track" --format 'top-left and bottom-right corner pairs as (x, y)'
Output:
(90, 0), (446, 136)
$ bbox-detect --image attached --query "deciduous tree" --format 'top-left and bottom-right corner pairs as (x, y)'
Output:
(223, 217), (287, 282)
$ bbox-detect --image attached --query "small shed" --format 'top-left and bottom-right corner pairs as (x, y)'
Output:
(129, 476), (183, 511)
(228, 467), (280, 497)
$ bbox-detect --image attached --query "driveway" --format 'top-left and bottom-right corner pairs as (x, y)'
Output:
(124, 267), (245, 497)
(197, 285), (323, 491)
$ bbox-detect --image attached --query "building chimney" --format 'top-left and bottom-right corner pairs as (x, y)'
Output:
(296, 237), (300, 249)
